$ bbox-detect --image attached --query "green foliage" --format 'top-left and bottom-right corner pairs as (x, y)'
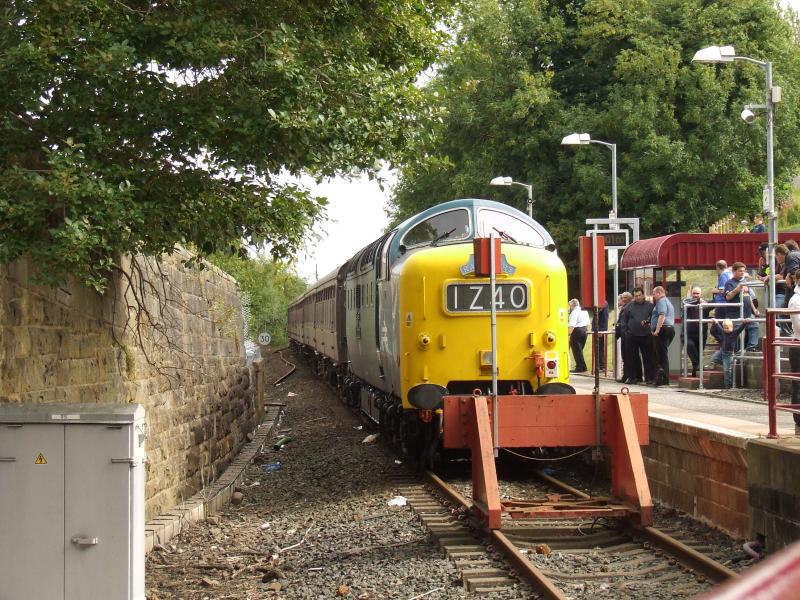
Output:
(0, 0), (458, 290)
(208, 251), (306, 346)
(390, 0), (800, 288)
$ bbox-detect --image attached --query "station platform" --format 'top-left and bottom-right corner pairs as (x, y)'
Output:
(569, 375), (800, 551)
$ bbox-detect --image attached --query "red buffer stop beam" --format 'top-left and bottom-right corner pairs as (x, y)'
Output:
(442, 393), (652, 529)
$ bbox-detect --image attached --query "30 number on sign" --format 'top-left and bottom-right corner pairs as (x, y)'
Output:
(258, 332), (272, 345)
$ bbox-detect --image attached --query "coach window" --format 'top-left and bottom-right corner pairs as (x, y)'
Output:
(401, 208), (470, 249)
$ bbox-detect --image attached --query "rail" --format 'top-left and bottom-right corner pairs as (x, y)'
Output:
(763, 308), (800, 438)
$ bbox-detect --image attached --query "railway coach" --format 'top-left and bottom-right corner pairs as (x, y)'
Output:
(288, 198), (575, 465)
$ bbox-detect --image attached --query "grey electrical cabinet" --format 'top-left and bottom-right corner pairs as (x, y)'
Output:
(0, 403), (146, 600)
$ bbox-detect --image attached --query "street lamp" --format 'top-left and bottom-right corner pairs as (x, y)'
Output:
(560, 133), (618, 219)
(692, 44), (780, 308)
(489, 176), (533, 219)
(561, 132), (620, 377)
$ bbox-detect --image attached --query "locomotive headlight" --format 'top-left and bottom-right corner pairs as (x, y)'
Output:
(418, 332), (432, 349)
(543, 330), (557, 347)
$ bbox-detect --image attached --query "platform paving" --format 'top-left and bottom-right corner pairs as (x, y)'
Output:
(569, 374), (796, 436)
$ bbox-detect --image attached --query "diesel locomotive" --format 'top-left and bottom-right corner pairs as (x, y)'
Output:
(287, 198), (575, 464)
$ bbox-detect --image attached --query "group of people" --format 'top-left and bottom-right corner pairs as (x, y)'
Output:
(613, 286), (674, 386)
(567, 241), (800, 388)
(568, 286), (675, 385)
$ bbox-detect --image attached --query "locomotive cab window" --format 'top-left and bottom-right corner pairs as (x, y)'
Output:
(477, 208), (547, 248)
(400, 209), (470, 249)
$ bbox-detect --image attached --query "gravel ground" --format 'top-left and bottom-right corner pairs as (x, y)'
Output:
(146, 353), (759, 600)
(146, 353), (471, 600)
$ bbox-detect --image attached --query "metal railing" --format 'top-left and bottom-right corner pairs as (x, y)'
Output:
(680, 299), (762, 390)
(764, 308), (800, 438)
(590, 330), (614, 376)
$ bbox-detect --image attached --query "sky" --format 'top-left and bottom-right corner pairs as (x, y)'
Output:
(292, 169), (394, 282)
(292, 1), (800, 284)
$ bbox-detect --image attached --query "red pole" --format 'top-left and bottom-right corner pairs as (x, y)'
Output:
(767, 311), (778, 438)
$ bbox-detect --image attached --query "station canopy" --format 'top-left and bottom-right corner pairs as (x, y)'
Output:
(620, 232), (799, 271)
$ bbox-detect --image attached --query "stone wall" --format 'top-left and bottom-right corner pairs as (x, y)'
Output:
(0, 249), (257, 518)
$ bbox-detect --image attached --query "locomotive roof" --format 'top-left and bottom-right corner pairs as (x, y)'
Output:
(292, 198), (556, 299)
(388, 198), (555, 261)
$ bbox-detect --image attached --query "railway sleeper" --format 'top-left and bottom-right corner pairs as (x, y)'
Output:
(541, 562), (674, 580)
(442, 545), (486, 558)
(464, 576), (520, 593)
(505, 530), (627, 548)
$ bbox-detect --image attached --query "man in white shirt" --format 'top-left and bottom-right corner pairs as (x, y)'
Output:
(787, 271), (800, 434)
(568, 298), (590, 373)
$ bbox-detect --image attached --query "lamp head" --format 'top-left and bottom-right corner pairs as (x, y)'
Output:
(561, 132), (591, 146)
(489, 176), (512, 186)
(692, 45), (735, 64)
(741, 107), (757, 124)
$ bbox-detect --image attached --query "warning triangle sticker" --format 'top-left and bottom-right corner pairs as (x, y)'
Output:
(34, 453), (47, 465)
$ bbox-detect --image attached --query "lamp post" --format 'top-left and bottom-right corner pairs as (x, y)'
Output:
(692, 45), (779, 308)
(560, 133), (618, 218)
(561, 132), (619, 377)
(489, 176), (533, 219)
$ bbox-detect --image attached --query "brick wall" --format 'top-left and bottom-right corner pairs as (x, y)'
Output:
(644, 417), (750, 537)
(0, 249), (257, 518)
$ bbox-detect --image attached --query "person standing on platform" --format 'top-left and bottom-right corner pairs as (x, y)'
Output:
(568, 299), (590, 373)
(723, 262), (749, 313)
(750, 214), (766, 233)
(711, 260), (732, 343)
(623, 287), (655, 384)
(787, 270), (800, 435)
(684, 287), (710, 377)
(615, 292), (633, 383)
(651, 286), (675, 386)
(711, 318), (749, 389)
(777, 244), (800, 309)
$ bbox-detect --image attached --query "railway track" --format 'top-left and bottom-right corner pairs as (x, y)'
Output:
(389, 468), (737, 599)
(284, 347), (739, 598)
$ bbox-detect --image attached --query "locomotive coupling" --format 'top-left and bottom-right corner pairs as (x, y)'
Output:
(418, 332), (432, 349)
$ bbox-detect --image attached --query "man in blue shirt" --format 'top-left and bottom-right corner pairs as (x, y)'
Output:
(651, 286), (675, 386)
(710, 260), (732, 344)
(750, 214), (766, 233)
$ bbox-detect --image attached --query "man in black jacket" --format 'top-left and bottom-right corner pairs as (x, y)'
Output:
(622, 287), (655, 384)
(615, 292), (633, 382)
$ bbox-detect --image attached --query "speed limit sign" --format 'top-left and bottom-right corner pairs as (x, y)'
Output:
(258, 332), (272, 345)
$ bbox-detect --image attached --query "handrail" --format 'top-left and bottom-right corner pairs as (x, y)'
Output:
(764, 307), (800, 438)
(590, 329), (615, 376)
(681, 299), (752, 390)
